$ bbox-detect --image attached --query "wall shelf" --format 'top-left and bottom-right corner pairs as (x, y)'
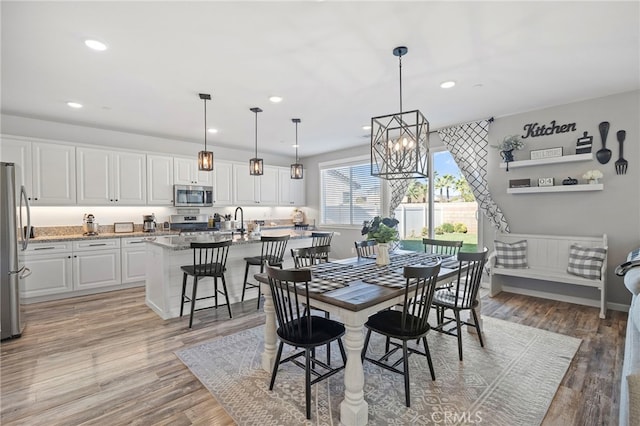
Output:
(507, 183), (603, 194)
(499, 152), (593, 169)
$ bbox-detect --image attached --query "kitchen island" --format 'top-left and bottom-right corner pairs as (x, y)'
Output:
(145, 230), (313, 320)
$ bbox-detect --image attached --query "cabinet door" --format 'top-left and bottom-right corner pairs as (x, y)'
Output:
(233, 163), (258, 204)
(19, 253), (73, 298)
(174, 157), (196, 185)
(73, 249), (121, 290)
(32, 143), (76, 204)
(290, 176), (305, 206)
(214, 161), (233, 205)
(278, 168), (292, 205)
(0, 138), (32, 197)
(147, 155), (174, 205)
(121, 239), (147, 284)
(76, 147), (111, 205)
(195, 167), (213, 186)
(259, 166), (279, 205)
(113, 152), (146, 205)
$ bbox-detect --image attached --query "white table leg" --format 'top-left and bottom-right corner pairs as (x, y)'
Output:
(339, 317), (369, 426)
(261, 283), (277, 373)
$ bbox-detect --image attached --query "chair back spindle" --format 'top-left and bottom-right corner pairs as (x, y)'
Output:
(423, 238), (463, 256)
(261, 235), (290, 267)
(354, 240), (377, 258)
(291, 245), (331, 268)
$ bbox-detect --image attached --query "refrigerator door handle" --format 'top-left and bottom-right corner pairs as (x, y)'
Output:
(18, 185), (31, 251)
(9, 265), (31, 279)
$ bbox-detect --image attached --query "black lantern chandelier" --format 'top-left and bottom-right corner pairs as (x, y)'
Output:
(371, 46), (429, 179)
(249, 107), (264, 176)
(197, 93), (214, 171)
(290, 118), (303, 179)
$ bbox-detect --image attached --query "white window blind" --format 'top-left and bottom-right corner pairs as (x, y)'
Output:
(320, 162), (381, 225)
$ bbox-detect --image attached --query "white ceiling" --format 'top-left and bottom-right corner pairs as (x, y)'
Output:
(2, 1), (639, 158)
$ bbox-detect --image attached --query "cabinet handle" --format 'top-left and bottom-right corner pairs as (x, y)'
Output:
(34, 246), (56, 250)
(128, 241), (145, 244)
(74, 255), (77, 258)
(88, 243), (107, 247)
(68, 256), (71, 259)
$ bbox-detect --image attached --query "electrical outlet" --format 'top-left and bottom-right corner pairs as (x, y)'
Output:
(538, 177), (554, 187)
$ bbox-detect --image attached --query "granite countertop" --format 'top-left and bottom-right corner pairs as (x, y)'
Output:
(27, 230), (180, 243)
(147, 230), (313, 251)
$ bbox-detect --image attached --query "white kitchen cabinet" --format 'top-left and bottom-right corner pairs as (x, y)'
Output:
(77, 147), (146, 205)
(278, 168), (306, 206)
(147, 154), (174, 205)
(18, 242), (73, 298)
(214, 160), (233, 205)
(174, 156), (213, 186)
(72, 239), (121, 290)
(121, 238), (147, 284)
(232, 163), (278, 205)
(1, 137), (76, 205)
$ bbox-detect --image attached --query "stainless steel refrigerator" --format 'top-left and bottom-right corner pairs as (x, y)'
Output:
(1, 162), (31, 340)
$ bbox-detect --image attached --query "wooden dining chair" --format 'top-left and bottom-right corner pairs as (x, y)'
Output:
(266, 265), (347, 420)
(291, 245), (331, 268)
(423, 238), (463, 256)
(180, 240), (232, 328)
(241, 235), (290, 310)
(311, 232), (333, 261)
(354, 240), (377, 258)
(361, 263), (441, 408)
(431, 248), (488, 361)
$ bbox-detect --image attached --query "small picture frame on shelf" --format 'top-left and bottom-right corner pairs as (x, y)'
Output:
(530, 147), (563, 160)
(538, 177), (555, 187)
(509, 178), (531, 188)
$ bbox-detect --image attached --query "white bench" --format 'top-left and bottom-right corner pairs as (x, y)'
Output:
(488, 232), (608, 319)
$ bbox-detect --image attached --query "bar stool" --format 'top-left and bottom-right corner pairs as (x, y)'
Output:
(180, 240), (232, 328)
(242, 235), (290, 309)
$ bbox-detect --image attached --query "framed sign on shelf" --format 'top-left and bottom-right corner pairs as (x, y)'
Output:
(530, 147), (563, 160)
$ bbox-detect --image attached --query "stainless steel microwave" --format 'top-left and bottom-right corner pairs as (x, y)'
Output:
(173, 185), (214, 207)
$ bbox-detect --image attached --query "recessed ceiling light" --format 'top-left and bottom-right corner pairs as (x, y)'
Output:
(362, 125), (371, 131)
(207, 128), (218, 134)
(84, 39), (107, 51)
(67, 102), (83, 109)
(440, 81), (456, 89)
(269, 96), (283, 103)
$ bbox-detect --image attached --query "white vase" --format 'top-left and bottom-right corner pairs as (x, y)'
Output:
(589, 178), (599, 184)
(376, 243), (390, 266)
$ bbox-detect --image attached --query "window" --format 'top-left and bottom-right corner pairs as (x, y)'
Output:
(321, 161), (381, 225)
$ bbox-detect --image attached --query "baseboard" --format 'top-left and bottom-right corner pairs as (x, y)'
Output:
(500, 285), (630, 313)
(22, 281), (144, 304)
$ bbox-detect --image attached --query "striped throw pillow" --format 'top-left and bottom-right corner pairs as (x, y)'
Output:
(567, 244), (606, 280)
(494, 240), (528, 268)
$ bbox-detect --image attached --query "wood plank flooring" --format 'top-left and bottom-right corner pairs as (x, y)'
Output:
(1, 287), (627, 425)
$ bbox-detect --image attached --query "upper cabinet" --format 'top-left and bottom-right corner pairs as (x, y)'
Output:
(232, 163), (279, 205)
(174, 156), (213, 186)
(147, 155), (174, 205)
(77, 147), (146, 205)
(278, 168), (305, 206)
(214, 160), (233, 205)
(1, 137), (76, 205)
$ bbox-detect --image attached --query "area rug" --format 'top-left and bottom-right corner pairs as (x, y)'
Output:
(176, 317), (581, 425)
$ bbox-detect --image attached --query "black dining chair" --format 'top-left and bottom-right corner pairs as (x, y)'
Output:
(266, 265), (347, 420)
(242, 235), (290, 310)
(354, 240), (377, 258)
(291, 245), (331, 268)
(180, 240), (232, 328)
(423, 238), (463, 256)
(431, 248), (488, 361)
(361, 263), (441, 407)
(311, 232), (333, 261)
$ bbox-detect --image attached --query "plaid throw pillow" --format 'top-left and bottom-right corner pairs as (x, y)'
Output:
(494, 240), (528, 268)
(567, 244), (606, 280)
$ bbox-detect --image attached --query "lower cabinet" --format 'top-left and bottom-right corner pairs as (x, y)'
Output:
(121, 237), (147, 284)
(72, 240), (121, 290)
(19, 242), (73, 298)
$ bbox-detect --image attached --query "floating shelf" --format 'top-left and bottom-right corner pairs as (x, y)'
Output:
(507, 183), (603, 194)
(499, 152), (593, 169)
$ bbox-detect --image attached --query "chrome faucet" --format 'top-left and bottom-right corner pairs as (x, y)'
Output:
(234, 206), (245, 235)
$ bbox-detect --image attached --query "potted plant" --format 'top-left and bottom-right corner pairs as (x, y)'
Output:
(582, 169), (603, 184)
(491, 135), (525, 170)
(361, 216), (399, 265)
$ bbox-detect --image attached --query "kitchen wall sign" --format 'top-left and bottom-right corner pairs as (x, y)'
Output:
(530, 147), (563, 160)
(521, 120), (577, 139)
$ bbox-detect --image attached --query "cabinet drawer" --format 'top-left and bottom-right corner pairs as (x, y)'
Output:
(73, 239), (121, 251)
(22, 241), (73, 255)
(121, 238), (148, 247)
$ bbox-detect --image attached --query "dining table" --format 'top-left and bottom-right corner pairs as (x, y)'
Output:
(255, 251), (476, 426)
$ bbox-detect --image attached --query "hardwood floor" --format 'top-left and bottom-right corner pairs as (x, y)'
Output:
(1, 287), (627, 425)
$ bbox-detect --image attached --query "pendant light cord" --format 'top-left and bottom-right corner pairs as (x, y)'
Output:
(254, 110), (258, 157)
(295, 121), (299, 162)
(398, 53), (403, 114)
(203, 98), (207, 151)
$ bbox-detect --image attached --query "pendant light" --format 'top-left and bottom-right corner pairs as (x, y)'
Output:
(290, 118), (303, 179)
(371, 46), (429, 179)
(197, 93), (214, 171)
(249, 107), (264, 175)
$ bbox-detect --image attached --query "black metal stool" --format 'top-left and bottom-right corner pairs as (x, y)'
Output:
(241, 235), (289, 309)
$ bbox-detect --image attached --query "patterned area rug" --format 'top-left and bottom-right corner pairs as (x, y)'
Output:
(176, 317), (581, 425)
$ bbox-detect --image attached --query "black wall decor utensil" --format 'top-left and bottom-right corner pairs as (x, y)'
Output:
(596, 121), (612, 164)
(615, 130), (628, 175)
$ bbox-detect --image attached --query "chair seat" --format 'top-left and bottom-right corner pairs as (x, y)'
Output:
(244, 255), (283, 266)
(277, 316), (345, 347)
(365, 309), (430, 339)
(432, 287), (479, 309)
(180, 263), (225, 277)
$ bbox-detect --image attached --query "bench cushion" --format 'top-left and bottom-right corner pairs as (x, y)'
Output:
(567, 244), (607, 280)
(494, 240), (528, 268)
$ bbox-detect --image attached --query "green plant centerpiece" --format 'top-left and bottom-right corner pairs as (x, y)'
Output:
(490, 135), (525, 170)
(361, 216), (399, 243)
